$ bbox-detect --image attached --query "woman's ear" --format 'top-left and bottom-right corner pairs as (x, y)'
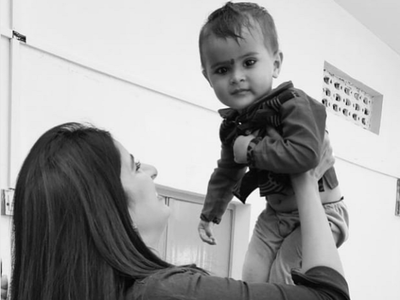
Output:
(272, 51), (283, 79)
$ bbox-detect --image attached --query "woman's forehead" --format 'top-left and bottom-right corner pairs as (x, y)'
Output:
(114, 140), (128, 159)
(114, 140), (135, 168)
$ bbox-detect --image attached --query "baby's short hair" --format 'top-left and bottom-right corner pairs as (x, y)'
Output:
(199, 1), (279, 68)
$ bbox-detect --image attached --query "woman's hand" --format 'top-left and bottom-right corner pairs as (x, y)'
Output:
(1, 260), (8, 300)
(290, 130), (335, 181)
(233, 130), (260, 164)
(310, 131), (335, 179)
(233, 135), (254, 164)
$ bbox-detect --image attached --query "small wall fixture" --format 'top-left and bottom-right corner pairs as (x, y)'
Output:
(321, 62), (383, 134)
(395, 179), (400, 217)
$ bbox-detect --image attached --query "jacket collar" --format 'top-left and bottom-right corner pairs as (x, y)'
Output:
(218, 81), (294, 121)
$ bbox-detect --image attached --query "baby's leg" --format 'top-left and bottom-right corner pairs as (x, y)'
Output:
(269, 226), (302, 284)
(242, 205), (284, 283)
(269, 200), (350, 284)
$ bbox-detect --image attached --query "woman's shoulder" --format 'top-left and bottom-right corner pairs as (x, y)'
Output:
(125, 266), (206, 300)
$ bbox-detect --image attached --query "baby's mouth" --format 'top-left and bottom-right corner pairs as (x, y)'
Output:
(231, 88), (250, 95)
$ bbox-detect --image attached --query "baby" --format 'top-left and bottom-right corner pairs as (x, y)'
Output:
(197, 2), (349, 284)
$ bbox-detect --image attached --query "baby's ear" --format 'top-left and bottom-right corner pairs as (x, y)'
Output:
(272, 51), (283, 79)
(202, 69), (213, 87)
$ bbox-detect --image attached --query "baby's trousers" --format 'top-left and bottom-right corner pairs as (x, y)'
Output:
(242, 200), (349, 284)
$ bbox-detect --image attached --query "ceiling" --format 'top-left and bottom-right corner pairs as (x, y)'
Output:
(334, 0), (400, 56)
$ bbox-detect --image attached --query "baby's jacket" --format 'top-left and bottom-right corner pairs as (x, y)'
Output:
(201, 81), (338, 224)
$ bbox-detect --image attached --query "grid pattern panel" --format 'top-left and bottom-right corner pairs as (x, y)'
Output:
(322, 69), (374, 130)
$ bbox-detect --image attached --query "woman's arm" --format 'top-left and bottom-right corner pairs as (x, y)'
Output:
(291, 133), (345, 277)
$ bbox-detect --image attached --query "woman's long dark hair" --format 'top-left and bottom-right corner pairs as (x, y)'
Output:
(11, 122), (172, 300)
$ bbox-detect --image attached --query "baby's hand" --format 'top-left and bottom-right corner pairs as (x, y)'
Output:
(198, 220), (217, 245)
(233, 135), (254, 164)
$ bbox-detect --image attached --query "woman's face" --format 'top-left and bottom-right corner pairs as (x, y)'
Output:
(115, 141), (170, 239)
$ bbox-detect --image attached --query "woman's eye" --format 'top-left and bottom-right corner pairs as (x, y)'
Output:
(245, 59), (256, 67)
(135, 161), (141, 171)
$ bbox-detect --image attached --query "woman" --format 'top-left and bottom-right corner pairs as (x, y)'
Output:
(2, 122), (349, 300)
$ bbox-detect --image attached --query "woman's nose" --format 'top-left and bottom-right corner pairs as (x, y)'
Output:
(141, 163), (158, 180)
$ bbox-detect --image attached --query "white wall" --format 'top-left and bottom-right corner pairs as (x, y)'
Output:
(1, 0), (400, 299)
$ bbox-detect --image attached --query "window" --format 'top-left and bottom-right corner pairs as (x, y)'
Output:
(156, 185), (234, 277)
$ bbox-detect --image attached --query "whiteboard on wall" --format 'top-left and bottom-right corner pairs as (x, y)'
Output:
(15, 0), (226, 111)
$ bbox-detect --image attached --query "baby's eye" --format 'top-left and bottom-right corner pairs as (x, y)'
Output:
(215, 67), (228, 74)
(135, 161), (141, 171)
(244, 59), (256, 67)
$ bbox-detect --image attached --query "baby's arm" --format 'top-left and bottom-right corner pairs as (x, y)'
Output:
(199, 143), (247, 244)
(249, 91), (327, 173)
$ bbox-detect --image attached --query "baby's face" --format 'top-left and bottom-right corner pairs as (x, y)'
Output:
(202, 28), (282, 111)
